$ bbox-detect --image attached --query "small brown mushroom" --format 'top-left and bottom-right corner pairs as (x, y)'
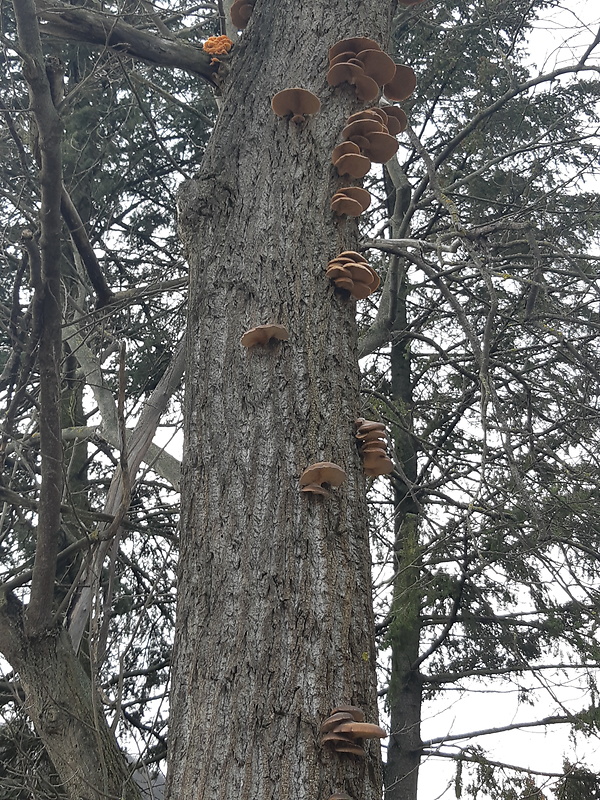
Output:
(321, 731), (353, 747)
(331, 141), (361, 164)
(355, 49), (397, 86)
(335, 722), (387, 739)
(271, 88), (321, 123)
(320, 711), (355, 733)
(330, 194), (364, 217)
(342, 119), (385, 140)
(352, 74), (380, 103)
(330, 705), (366, 722)
(340, 186), (371, 212)
(334, 152), (371, 179)
(230, 0), (255, 29)
(382, 105), (408, 135)
(333, 742), (367, 757)
(240, 324), (289, 347)
(383, 64), (417, 102)
(328, 37), (382, 62)
(299, 462), (347, 496)
(362, 131), (399, 164)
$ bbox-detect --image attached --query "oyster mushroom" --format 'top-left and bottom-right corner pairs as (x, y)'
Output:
(271, 88), (321, 123)
(299, 461), (347, 498)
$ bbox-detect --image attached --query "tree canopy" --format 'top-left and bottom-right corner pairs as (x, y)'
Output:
(0, 1), (599, 799)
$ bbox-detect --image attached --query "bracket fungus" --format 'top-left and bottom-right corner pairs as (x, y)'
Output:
(271, 88), (321, 123)
(355, 418), (394, 476)
(240, 324), (289, 348)
(331, 187), (371, 217)
(328, 794), (352, 800)
(230, 0), (255, 29)
(383, 64), (417, 102)
(326, 252), (380, 300)
(320, 706), (386, 758)
(299, 462), (347, 498)
(327, 38), (398, 103)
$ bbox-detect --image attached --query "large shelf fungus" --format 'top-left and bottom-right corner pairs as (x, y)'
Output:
(320, 706), (386, 758)
(355, 418), (394, 476)
(299, 462), (347, 498)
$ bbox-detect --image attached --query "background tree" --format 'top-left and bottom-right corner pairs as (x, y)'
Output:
(0, 1), (599, 800)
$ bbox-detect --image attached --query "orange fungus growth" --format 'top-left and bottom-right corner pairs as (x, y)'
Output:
(202, 36), (234, 55)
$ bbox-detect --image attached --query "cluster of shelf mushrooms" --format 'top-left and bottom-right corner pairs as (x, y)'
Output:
(327, 37), (415, 104)
(238, 31), (405, 495)
(320, 705), (386, 758)
(355, 418), (394, 476)
(326, 251), (380, 300)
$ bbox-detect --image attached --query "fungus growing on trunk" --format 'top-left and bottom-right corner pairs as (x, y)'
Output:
(383, 64), (417, 102)
(330, 187), (371, 217)
(230, 0), (255, 29)
(326, 252), (380, 299)
(320, 706), (386, 758)
(355, 418), (394, 476)
(299, 462), (347, 498)
(271, 88), (321, 123)
(240, 324), (289, 347)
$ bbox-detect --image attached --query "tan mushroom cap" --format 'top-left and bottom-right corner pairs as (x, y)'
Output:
(332, 141), (361, 163)
(348, 263), (375, 284)
(230, 0), (254, 29)
(327, 61), (366, 88)
(347, 134), (371, 151)
(340, 186), (371, 211)
(240, 323), (289, 347)
(333, 742), (367, 757)
(335, 722), (387, 739)
(320, 711), (355, 733)
(363, 131), (399, 163)
(321, 731), (352, 746)
(335, 277), (355, 292)
(361, 440), (388, 453)
(326, 264), (353, 280)
(301, 483), (331, 497)
(353, 74), (380, 102)
(342, 118), (384, 140)
(356, 419), (387, 433)
(337, 250), (369, 263)
(357, 428), (389, 443)
(383, 64), (417, 102)
(331, 705), (366, 721)
(364, 459), (395, 477)
(356, 49), (397, 86)
(334, 152), (371, 179)
(328, 794), (352, 800)
(331, 195), (363, 217)
(330, 50), (357, 67)
(382, 105), (408, 134)
(300, 461), (347, 490)
(346, 109), (386, 125)
(271, 88), (321, 117)
(328, 37), (382, 61)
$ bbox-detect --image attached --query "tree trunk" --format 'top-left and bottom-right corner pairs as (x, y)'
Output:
(385, 263), (423, 800)
(168, 2), (395, 799)
(0, 594), (141, 800)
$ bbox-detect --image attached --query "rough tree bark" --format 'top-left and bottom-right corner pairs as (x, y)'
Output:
(168, 1), (396, 799)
